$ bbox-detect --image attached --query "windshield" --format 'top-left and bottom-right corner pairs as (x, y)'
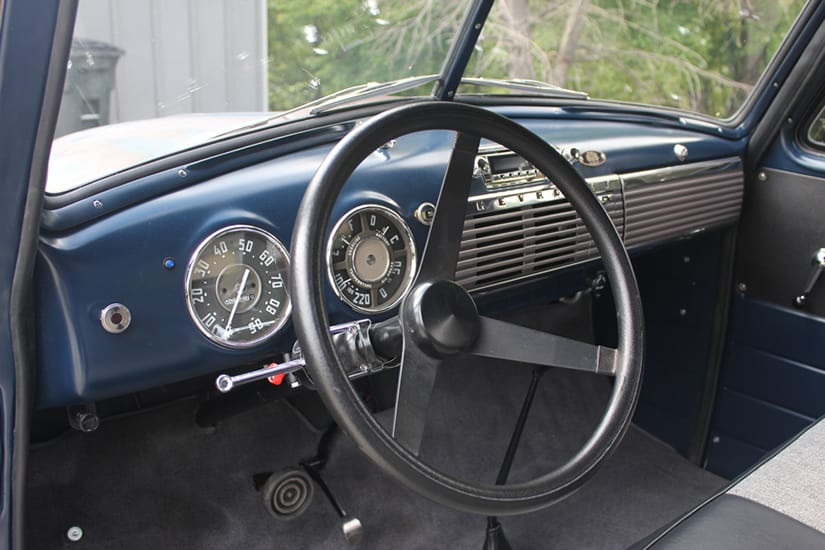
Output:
(468, 0), (806, 118)
(49, 0), (808, 194)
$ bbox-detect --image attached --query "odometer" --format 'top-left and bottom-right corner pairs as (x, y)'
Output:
(327, 205), (416, 314)
(185, 225), (291, 348)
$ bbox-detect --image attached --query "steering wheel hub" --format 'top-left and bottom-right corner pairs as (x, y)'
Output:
(404, 280), (480, 358)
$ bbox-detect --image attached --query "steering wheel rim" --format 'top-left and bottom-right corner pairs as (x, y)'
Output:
(291, 101), (644, 516)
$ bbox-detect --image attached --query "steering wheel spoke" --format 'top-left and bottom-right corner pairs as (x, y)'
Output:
(415, 131), (480, 282)
(471, 316), (617, 375)
(392, 341), (442, 456)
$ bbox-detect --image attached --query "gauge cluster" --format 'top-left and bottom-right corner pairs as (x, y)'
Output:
(184, 204), (418, 349)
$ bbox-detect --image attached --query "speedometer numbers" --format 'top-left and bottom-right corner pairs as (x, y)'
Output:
(327, 205), (417, 314)
(185, 225), (291, 348)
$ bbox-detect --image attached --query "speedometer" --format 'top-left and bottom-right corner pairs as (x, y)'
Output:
(185, 225), (291, 348)
(327, 204), (417, 314)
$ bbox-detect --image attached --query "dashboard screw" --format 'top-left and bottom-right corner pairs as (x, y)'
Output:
(178, 168), (188, 177)
(92, 200), (103, 209)
(757, 172), (767, 181)
(737, 282), (747, 293)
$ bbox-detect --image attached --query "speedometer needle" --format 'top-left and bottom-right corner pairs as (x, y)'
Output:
(225, 268), (250, 335)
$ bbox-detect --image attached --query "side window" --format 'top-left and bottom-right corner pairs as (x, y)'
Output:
(805, 103), (825, 149)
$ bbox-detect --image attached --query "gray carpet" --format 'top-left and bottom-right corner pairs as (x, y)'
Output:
(26, 360), (724, 549)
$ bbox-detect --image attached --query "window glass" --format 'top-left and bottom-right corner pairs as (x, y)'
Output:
(807, 104), (825, 147)
(468, 0), (807, 119)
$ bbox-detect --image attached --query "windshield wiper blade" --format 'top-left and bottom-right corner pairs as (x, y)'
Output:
(212, 75), (441, 139)
(310, 75), (588, 116)
(213, 75), (587, 141)
(307, 74), (441, 115)
(459, 77), (589, 100)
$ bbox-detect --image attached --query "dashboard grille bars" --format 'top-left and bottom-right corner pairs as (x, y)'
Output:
(456, 181), (623, 291)
(455, 158), (743, 292)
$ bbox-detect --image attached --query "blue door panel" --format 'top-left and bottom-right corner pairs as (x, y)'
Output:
(724, 343), (825, 419)
(712, 387), (813, 451)
(705, 432), (770, 480)
(708, 297), (825, 476)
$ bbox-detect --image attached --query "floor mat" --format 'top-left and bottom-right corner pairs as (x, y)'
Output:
(26, 359), (724, 550)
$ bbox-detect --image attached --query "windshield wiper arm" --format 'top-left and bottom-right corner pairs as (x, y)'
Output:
(459, 77), (589, 100)
(213, 75), (587, 141)
(308, 74), (441, 115)
(309, 76), (588, 117)
(212, 75), (442, 139)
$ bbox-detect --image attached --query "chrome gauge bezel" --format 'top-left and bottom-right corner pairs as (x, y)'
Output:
(184, 224), (292, 349)
(326, 204), (417, 314)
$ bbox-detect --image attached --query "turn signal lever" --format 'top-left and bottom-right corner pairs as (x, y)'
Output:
(794, 248), (825, 308)
(215, 319), (401, 393)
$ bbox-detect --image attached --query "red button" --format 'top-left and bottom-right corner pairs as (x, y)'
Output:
(268, 373), (286, 385)
(264, 362), (286, 385)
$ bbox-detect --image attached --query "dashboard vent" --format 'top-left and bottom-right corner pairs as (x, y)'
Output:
(623, 160), (743, 247)
(456, 183), (624, 291)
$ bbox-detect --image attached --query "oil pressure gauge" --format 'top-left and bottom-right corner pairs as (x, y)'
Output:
(185, 225), (291, 348)
(327, 205), (417, 314)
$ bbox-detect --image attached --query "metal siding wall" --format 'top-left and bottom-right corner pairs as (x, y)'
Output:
(72, 0), (266, 124)
(191, 0), (229, 112)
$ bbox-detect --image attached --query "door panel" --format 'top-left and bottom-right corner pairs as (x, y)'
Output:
(708, 160), (825, 478)
(735, 168), (825, 312)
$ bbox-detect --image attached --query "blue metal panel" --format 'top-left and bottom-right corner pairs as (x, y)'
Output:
(707, 296), (825, 477)
(712, 388), (813, 451)
(0, 0), (64, 545)
(594, 231), (724, 455)
(724, 343), (825, 419)
(37, 111), (746, 407)
(42, 113), (744, 233)
(728, 296), (825, 370)
(35, 131), (453, 407)
(705, 432), (767, 481)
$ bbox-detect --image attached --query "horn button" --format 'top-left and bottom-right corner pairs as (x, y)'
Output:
(404, 280), (480, 358)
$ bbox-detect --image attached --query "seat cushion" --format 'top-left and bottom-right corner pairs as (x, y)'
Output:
(647, 494), (825, 550)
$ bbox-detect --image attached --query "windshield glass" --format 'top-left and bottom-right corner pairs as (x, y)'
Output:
(50, 0), (808, 194)
(467, 0), (806, 118)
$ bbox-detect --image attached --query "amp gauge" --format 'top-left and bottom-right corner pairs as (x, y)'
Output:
(327, 204), (417, 314)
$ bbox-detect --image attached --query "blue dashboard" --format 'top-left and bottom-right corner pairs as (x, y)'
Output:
(35, 105), (745, 408)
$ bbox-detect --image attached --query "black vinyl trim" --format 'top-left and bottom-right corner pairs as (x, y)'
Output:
(10, 2), (78, 548)
(644, 494), (825, 550)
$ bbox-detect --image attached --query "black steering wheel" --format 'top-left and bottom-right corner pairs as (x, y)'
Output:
(291, 101), (644, 516)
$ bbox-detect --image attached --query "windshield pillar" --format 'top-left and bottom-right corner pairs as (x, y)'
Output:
(433, 0), (494, 101)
